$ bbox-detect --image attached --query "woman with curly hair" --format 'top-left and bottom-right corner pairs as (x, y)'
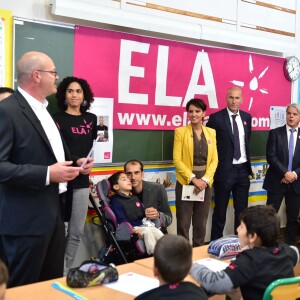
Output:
(53, 76), (97, 275)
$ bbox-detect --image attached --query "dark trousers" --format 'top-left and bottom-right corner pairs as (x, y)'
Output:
(1, 214), (65, 288)
(267, 185), (300, 245)
(176, 180), (212, 247)
(211, 163), (250, 240)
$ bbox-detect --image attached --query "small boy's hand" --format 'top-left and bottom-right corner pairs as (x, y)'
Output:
(133, 228), (142, 237)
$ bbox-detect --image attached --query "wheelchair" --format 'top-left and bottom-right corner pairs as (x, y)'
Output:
(89, 179), (161, 265)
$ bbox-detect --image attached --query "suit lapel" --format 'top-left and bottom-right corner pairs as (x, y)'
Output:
(202, 126), (212, 165)
(15, 92), (56, 158)
(240, 111), (248, 131)
(223, 109), (233, 143)
(186, 124), (194, 161)
(293, 128), (300, 160)
(278, 125), (288, 157)
(240, 111), (249, 143)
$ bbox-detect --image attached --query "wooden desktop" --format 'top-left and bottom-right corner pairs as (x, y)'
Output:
(5, 244), (300, 300)
(5, 263), (154, 300)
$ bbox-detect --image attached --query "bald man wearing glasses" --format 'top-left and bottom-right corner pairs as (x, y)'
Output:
(0, 51), (94, 287)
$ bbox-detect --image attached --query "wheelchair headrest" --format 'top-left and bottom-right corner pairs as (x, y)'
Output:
(95, 179), (118, 227)
(96, 179), (111, 204)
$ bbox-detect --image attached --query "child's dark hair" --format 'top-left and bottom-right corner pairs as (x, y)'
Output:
(108, 171), (125, 192)
(154, 234), (192, 283)
(186, 98), (207, 112)
(240, 205), (280, 247)
(0, 259), (8, 285)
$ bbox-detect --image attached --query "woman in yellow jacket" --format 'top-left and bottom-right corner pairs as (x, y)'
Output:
(173, 98), (218, 246)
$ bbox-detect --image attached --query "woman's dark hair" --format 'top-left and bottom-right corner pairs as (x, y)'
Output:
(186, 98), (207, 112)
(56, 76), (94, 113)
(240, 205), (280, 247)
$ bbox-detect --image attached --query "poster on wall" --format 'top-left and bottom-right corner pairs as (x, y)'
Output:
(89, 166), (176, 208)
(89, 98), (113, 163)
(270, 106), (286, 129)
(88, 160), (268, 211)
(0, 10), (13, 88)
(74, 26), (291, 131)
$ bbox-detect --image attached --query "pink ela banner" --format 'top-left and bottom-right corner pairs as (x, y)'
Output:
(74, 26), (291, 131)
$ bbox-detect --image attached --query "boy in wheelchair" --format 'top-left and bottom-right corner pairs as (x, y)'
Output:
(108, 172), (164, 255)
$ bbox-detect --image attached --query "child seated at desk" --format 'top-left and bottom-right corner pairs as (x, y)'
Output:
(191, 205), (299, 300)
(135, 234), (208, 300)
(108, 172), (164, 255)
(0, 259), (8, 300)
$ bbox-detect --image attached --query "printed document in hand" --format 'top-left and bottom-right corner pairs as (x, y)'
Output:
(80, 135), (100, 167)
(182, 185), (205, 201)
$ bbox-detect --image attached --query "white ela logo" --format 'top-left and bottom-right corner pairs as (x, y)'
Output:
(118, 40), (218, 109)
(230, 54), (269, 111)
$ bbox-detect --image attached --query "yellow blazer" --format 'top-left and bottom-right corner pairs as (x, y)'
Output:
(173, 124), (218, 186)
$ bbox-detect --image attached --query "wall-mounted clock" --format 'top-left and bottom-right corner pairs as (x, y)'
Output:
(284, 56), (300, 82)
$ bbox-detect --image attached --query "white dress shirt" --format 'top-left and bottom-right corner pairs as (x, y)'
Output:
(18, 87), (67, 193)
(286, 125), (297, 155)
(227, 107), (247, 164)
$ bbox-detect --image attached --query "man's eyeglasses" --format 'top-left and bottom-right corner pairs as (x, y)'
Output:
(37, 70), (58, 76)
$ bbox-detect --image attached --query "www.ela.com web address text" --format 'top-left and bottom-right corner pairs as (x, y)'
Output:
(117, 112), (270, 128)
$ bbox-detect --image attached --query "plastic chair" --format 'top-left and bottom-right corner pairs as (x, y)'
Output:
(262, 276), (300, 300)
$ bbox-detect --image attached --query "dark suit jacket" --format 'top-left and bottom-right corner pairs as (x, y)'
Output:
(263, 125), (300, 194)
(0, 91), (71, 235)
(206, 108), (252, 181)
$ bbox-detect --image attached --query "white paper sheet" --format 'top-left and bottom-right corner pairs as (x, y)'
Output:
(182, 185), (205, 201)
(195, 258), (229, 272)
(104, 272), (159, 296)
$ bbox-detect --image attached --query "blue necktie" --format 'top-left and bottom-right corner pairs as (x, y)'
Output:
(232, 115), (241, 160)
(288, 128), (296, 171)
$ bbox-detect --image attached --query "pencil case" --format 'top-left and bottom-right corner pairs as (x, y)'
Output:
(67, 259), (118, 288)
(208, 235), (242, 258)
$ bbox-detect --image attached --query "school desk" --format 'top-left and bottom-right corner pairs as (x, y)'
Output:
(5, 263), (155, 300)
(134, 244), (241, 300)
(133, 244), (210, 269)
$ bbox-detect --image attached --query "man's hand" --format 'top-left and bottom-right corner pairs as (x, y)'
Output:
(76, 157), (94, 175)
(282, 171), (297, 184)
(145, 207), (159, 220)
(49, 161), (82, 183)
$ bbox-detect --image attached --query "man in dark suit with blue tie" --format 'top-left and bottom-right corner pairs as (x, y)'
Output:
(263, 104), (300, 245)
(207, 86), (252, 240)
